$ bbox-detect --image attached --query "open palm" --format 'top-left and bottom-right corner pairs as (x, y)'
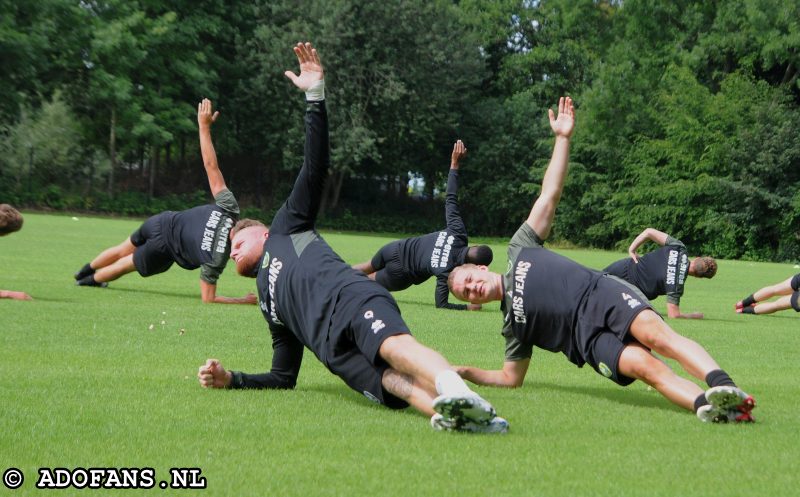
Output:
(548, 96), (575, 138)
(284, 42), (324, 91)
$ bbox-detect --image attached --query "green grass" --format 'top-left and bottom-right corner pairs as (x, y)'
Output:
(1, 213), (799, 496)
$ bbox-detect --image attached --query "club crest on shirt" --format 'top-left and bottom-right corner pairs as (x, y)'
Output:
(261, 251), (270, 269)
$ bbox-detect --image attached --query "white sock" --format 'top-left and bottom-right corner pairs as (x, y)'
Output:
(305, 79), (325, 102)
(435, 370), (472, 396)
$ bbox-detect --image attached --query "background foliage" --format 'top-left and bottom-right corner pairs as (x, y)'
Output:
(1, 0), (799, 260)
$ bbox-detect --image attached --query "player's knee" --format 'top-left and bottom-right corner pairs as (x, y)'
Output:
(378, 334), (415, 363)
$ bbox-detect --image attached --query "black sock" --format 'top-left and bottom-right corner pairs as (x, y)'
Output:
(694, 393), (709, 412)
(77, 275), (105, 287)
(706, 369), (736, 388)
(741, 294), (756, 307)
(75, 263), (95, 280)
(741, 306), (755, 314)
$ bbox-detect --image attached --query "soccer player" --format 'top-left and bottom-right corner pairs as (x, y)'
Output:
(604, 228), (717, 319)
(447, 96), (756, 423)
(197, 42), (507, 433)
(73, 99), (255, 304)
(352, 141), (492, 311)
(736, 274), (800, 315)
(0, 204), (32, 301)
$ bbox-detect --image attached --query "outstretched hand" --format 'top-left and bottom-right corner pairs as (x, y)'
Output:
(197, 99), (219, 129)
(450, 140), (467, 169)
(548, 96), (575, 138)
(284, 42), (324, 91)
(197, 359), (231, 388)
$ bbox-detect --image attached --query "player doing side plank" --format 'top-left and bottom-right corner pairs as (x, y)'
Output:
(352, 141), (492, 310)
(447, 97), (756, 423)
(73, 99), (255, 304)
(198, 42), (507, 433)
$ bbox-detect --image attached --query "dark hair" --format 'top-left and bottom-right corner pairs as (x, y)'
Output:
(0, 204), (23, 236)
(694, 257), (717, 279)
(230, 218), (267, 238)
(466, 245), (493, 266)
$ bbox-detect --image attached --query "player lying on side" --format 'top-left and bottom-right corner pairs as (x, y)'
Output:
(352, 140), (492, 310)
(0, 204), (32, 301)
(198, 42), (507, 433)
(447, 96), (756, 423)
(73, 100), (255, 304)
(736, 273), (800, 315)
(604, 228), (716, 319)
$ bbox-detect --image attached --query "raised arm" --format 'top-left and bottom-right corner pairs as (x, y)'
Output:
(627, 228), (669, 263)
(272, 42), (330, 234)
(197, 99), (227, 198)
(525, 97), (575, 241)
(444, 140), (467, 235)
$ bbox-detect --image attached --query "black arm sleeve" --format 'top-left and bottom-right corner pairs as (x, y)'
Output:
(435, 274), (468, 310)
(444, 169), (466, 237)
(230, 325), (304, 389)
(269, 101), (330, 235)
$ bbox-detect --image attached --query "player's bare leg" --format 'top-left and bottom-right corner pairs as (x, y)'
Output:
(382, 369), (436, 416)
(751, 295), (792, 315)
(93, 254), (136, 283)
(736, 276), (794, 311)
(617, 343), (702, 410)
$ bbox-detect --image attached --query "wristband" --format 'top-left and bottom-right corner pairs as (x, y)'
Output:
(305, 79), (325, 102)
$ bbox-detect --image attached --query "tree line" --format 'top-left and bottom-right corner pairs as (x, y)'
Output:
(1, 0), (799, 261)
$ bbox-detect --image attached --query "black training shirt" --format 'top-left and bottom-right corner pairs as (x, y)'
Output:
(603, 236), (688, 304)
(501, 223), (602, 366)
(160, 189), (239, 284)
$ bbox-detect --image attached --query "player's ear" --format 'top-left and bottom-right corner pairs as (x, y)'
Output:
(477, 265), (488, 271)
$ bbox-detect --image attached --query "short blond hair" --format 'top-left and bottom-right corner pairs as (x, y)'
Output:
(230, 218), (267, 238)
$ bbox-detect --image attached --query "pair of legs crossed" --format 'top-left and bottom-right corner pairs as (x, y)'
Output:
(737, 274), (800, 315)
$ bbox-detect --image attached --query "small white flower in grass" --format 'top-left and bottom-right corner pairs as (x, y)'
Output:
(162, 311), (167, 315)
(71, 217), (79, 221)
(148, 324), (154, 330)
(179, 329), (186, 335)
(161, 320), (166, 325)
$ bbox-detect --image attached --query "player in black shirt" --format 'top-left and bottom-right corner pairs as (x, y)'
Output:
(197, 42), (507, 433)
(736, 273), (800, 315)
(447, 97), (756, 423)
(73, 99), (256, 305)
(604, 228), (717, 319)
(352, 140), (492, 311)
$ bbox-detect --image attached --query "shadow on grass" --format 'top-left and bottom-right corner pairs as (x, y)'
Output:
(528, 380), (684, 414)
(103, 285), (198, 300)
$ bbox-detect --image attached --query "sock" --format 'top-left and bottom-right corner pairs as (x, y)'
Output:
(305, 79), (325, 102)
(741, 294), (756, 307)
(75, 263), (95, 280)
(706, 369), (736, 388)
(434, 370), (471, 396)
(741, 306), (755, 314)
(694, 393), (710, 412)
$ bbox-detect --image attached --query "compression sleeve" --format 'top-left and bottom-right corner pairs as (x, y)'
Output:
(229, 325), (304, 389)
(434, 275), (468, 310)
(444, 169), (466, 237)
(269, 100), (330, 235)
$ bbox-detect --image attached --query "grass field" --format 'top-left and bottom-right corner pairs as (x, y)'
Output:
(2, 213), (799, 497)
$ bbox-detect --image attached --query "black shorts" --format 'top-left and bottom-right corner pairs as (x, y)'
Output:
(130, 214), (174, 277)
(577, 275), (654, 386)
(326, 281), (412, 409)
(371, 241), (414, 291)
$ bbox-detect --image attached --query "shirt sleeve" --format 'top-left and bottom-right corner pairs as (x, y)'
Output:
(507, 222), (544, 269)
(502, 321), (533, 361)
(444, 169), (466, 237)
(229, 324), (304, 389)
(214, 188), (240, 216)
(434, 274), (468, 310)
(665, 235), (686, 249)
(270, 101), (330, 235)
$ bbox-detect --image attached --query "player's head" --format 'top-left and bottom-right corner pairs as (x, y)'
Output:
(448, 263), (500, 304)
(465, 245), (493, 266)
(0, 204), (23, 236)
(230, 218), (269, 277)
(690, 256), (717, 279)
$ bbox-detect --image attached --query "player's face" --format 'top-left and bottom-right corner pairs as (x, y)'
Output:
(450, 266), (495, 304)
(230, 226), (269, 277)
